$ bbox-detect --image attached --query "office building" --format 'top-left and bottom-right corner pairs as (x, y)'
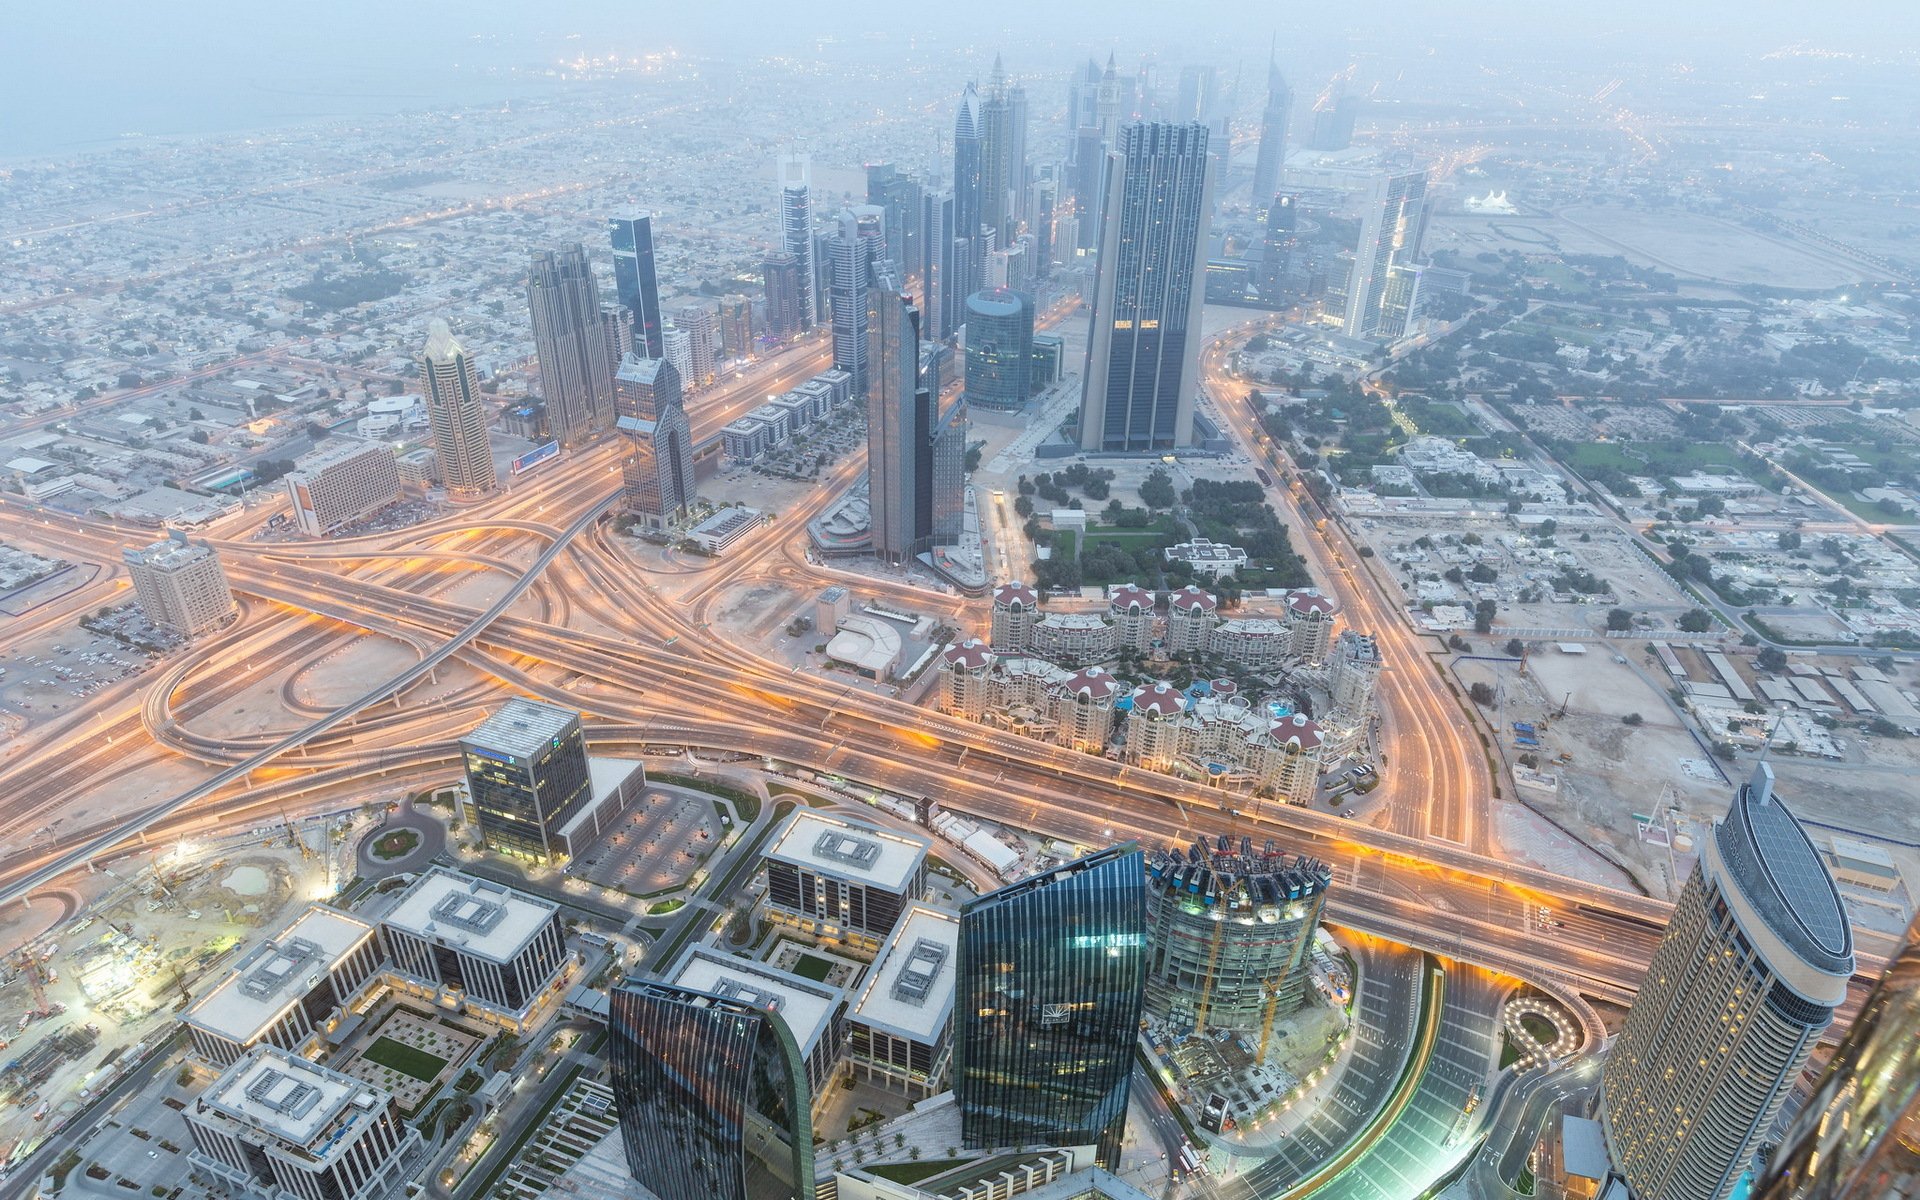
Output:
(1601, 764), (1854, 1200)
(1260, 193), (1300, 303)
(956, 844), (1148, 1166)
(676, 302), (718, 388)
(964, 288), (1034, 411)
(977, 56), (1021, 246)
(122, 530), (235, 636)
(285, 440), (402, 537)
(1755, 910), (1920, 1200)
(924, 189), (964, 341)
(1079, 123), (1214, 452)
(608, 979), (815, 1200)
(186, 1046), (422, 1200)
(717, 294), (752, 358)
(930, 395), (968, 547)
(1251, 49), (1293, 208)
(527, 245), (614, 443)
(954, 83), (986, 257)
(867, 163), (924, 284)
(867, 273), (946, 564)
(1338, 170), (1428, 340)
(1308, 94), (1358, 152)
(1143, 837), (1332, 1053)
(608, 210), (664, 357)
(661, 327), (692, 389)
(420, 320), (496, 497)
(663, 946), (846, 1100)
(762, 252), (806, 340)
(829, 207), (886, 397)
(618, 353), (695, 529)
(379, 868), (570, 1026)
(180, 906), (381, 1068)
(600, 303), (635, 377)
(460, 697), (594, 861)
(848, 904), (962, 1097)
(763, 809), (931, 951)
(779, 153), (818, 328)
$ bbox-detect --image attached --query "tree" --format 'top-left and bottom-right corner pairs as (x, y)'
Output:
(1013, 495), (1034, 519)
(1474, 599), (1497, 634)
(1622, 712), (1644, 726)
(1868, 717), (1907, 738)
(1757, 646), (1788, 672)
(1677, 609), (1713, 633)
(1139, 467), (1177, 509)
(1777, 529), (1802, 551)
(1504, 638), (1524, 658)
(1469, 682), (1495, 706)
(1606, 608), (1634, 632)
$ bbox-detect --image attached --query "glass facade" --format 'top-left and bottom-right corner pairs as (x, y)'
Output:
(608, 211), (664, 358)
(608, 981), (814, 1200)
(460, 714), (591, 861)
(956, 844), (1148, 1166)
(964, 288), (1034, 411)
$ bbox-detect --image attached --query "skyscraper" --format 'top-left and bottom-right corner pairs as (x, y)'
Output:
(419, 319), (496, 496)
(1260, 193), (1300, 303)
(1175, 64), (1217, 123)
(868, 272), (931, 564)
(600, 304), (635, 380)
(953, 83), (986, 251)
(1339, 170), (1428, 340)
(829, 206), (886, 397)
(964, 288), (1034, 411)
(761, 252), (805, 341)
(1308, 94), (1359, 152)
(866, 163), (924, 285)
(460, 697), (592, 861)
(1079, 122), (1215, 452)
(1006, 77), (1030, 236)
(956, 844), (1148, 1166)
(1251, 47), (1293, 207)
(607, 210), (664, 358)
(716, 294), (752, 358)
(1601, 764), (1854, 1200)
(615, 355), (696, 528)
(778, 153), (818, 329)
(925, 189), (965, 341)
(978, 57), (1015, 246)
(608, 980), (814, 1200)
(527, 244), (614, 444)
(676, 302), (718, 388)
(1755, 909), (1920, 1200)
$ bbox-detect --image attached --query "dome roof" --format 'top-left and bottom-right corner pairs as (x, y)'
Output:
(1061, 667), (1120, 700)
(1168, 585), (1218, 614)
(940, 639), (993, 671)
(1286, 590), (1337, 617)
(1129, 681), (1187, 718)
(1269, 712), (1323, 749)
(1108, 584), (1153, 614)
(993, 581), (1039, 609)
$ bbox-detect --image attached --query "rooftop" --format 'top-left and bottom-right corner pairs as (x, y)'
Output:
(184, 906), (377, 1045)
(381, 868), (558, 964)
(664, 947), (843, 1059)
(199, 1046), (386, 1156)
(463, 697), (579, 761)
(765, 810), (930, 892)
(1715, 763), (1854, 987)
(849, 904), (961, 1042)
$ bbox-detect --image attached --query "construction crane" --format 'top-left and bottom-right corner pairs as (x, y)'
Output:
(282, 809), (313, 860)
(10, 953), (53, 1022)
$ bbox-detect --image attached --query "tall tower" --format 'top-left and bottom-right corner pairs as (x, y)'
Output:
(615, 355), (696, 528)
(1078, 122), (1215, 452)
(122, 531), (235, 636)
(527, 244), (614, 443)
(978, 56), (1016, 247)
(953, 83), (986, 249)
(866, 163), (924, 285)
(607, 210), (664, 358)
(419, 320), (496, 496)
(1340, 170), (1429, 340)
(867, 273), (924, 565)
(778, 153), (817, 329)
(1006, 76), (1030, 237)
(1601, 764), (1854, 1200)
(1094, 53), (1121, 144)
(956, 844), (1147, 1167)
(828, 207), (886, 397)
(761, 252), (804, 340)
(460, 697), (592, 861)
(1251, 45), (1293, 207)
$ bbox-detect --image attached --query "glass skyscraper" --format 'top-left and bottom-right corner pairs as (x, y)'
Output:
(420, 319), (497, 496)
(1078, 122), (1214, 452)
(829, 207), (886, 398)
(527, 244), (614, 444)
(459, 698), (592, 861)
(956, 843), (1148, 1166)
(608, 980), (814, 1200)
(779, 153), (817, 329)
(964, 288), (1034, 411)
(608, 210), (664, 358)
(614, 355), (696, 529)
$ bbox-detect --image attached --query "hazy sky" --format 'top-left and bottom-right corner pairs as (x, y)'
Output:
(5, 2), (1916, 158)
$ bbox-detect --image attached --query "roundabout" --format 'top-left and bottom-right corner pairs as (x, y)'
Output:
(355, 798), (446, 878)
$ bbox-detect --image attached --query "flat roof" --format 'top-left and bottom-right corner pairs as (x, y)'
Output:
(849, 905), (960, 1043)
(381, 868), (558, 964)
(765, 809), (929, 892)
(1560, 1114), (1608, 1182)
(200, 1046), (385, 1155)
(184, 906), (377, 1045)
(464, 697), (578, 760)
(666, 947), (842, 1059)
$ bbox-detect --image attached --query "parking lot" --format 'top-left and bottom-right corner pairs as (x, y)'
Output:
(569, 785), (722, 899)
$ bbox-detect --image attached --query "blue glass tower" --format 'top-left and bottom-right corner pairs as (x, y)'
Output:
(956, 844), (1148, 1166)
(963, 288), (1034, 411)
(608, 210), (664, 359)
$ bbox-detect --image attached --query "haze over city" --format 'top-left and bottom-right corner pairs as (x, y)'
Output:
(1, 5), (1919, 1200)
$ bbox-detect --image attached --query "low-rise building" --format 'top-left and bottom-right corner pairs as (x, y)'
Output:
(687, 506), (761, 555)
(1164, 538), (1248, 578)
(662, 946), (846, 1101)
(763, 810), (932, 951)
(181, 906), (382, 1068)
(721, 418), (769, 463)
(846, 904), (961, 1097)
(378, 868), (570, 1030)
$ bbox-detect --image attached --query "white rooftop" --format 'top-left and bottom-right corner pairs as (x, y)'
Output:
(464, 697), (579, 760)
(765, 810), (929, 892)
(381, 868), (557, 964)
(184, 906), (377, 1045)
(666, 947), (842, 1060)
(200, 1046), (384, 1155)
(848, 905), (960, 1043)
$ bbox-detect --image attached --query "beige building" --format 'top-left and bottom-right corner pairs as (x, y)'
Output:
(285, 440), (402, 537)
(1209, 617), (1292, 668)
(936, 644), (1119, 754)
(1107, 583), (1156, 655)
(1029, 611), (1119, 667)
(1325, 630), (1383, 751)
(1165, 585), (1218, 655)
(420, 319), (497, 496)
(990, 581), (1040, 653)
(123, 530), (235, 636)
(1284, 590), (1338, 663)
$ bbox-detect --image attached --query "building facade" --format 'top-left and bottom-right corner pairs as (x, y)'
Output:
(1337, 170), (1428, 340)
(615, 356), (696, 528)
(285, 440), (402, 537)
(460, 697), (594, 861)
(779, 154), (818, 329)
(956, 845), (1148, 1166)
(608, 210), (665, 357)
(379, 868), (571, 1026)
(123, 530), (235, 636)
(1166, 585), (1219, 655)
(527, 244), (615, 443)
(830, 206), (886, 397)
(1250, 52), (1293, 208)
(1107, 583), (1156, 655)
(965, 288), (1034, 411)
(990, 581), (1040, 653)
(762, 809), (931, 951)
(1601, 765), (1855, 1200)
(868, 273), (931, 564)
(847, 904), (962, 1098)
(420, 320), (496, 497)
(180, 906), (381, 1068)
(676, 302), (718, 389)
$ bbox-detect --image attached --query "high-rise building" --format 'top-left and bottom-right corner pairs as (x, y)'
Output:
(1144, 837), (1331, 1051)
(956, 844), (1148, 1166)
(1260, 193), (1300, 303)
(954, 84), (986, 254)
(661, 327), (692, 389)
(1601, 764), (1854, 1200)
(930, 388), (967, 547)
(1307, 93), (1358, 152)
(1079, 122), (1215, 452)
(868, 273), (930, 564)
(762, 252), (805, 340)
(717, 294), (752, 358)
(420, 320), (496, 496)
(122, 530), (235, 636)
(285, 441), (402, 536)
(1007, 77), (1030, 235)
(867, 163), (924, 285)
(527, 245), (614, 444)
(1755, 909), (1920, 1200)
(607, 210), (664, 358)
(830, 207), (887, 397)
(460, 697), (594, 861)
(925, 189), (966, 341)
(779, 153), (818, 329)
(761, 809), (931, 949)
(978, 56), (1018, 246)
(964, 288), (1034, 411)
(608, 980), (815, 1200)
(676, 302), (718, 388)
(615, 356), (696, 528)
(1094, 54), (1121, 144)
(1175, 65), (1216, 123)
(600, 303), (635, 379)
(1338, 170), (1428, 340)
(1251, 48), (1293, 209)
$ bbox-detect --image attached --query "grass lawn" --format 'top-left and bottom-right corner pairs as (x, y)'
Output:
(792, 953), (833, 982)
(867, 1159), (972, 1185)
(362, 1036), (448, 1084)
(1563, 440), (1758, 479)
(371, 829), (419, 860)
(1519, 1012), (1558, 1044)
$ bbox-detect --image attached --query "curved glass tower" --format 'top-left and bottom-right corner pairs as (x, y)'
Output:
(608, 980), (814, 1200)
(956, 843), (1148, 1166)
(963, 288), (1034, 411)
(1601, 764), (1854, 1200)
